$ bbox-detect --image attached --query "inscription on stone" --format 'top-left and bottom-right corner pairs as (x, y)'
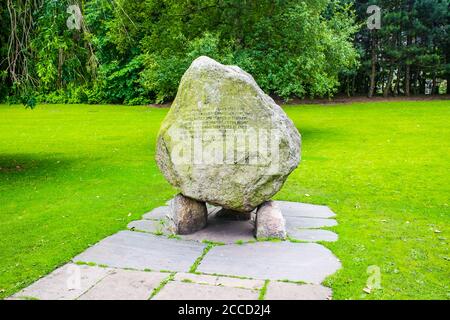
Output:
(178, 107), (249, 131)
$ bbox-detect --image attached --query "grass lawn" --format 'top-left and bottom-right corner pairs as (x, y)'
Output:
(0, 101), (449, 299)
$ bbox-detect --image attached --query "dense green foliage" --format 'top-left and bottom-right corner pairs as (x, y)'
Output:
(0, 101), (449, 299)
(2, 1), (449, 105)
(2, 0), (358, 105)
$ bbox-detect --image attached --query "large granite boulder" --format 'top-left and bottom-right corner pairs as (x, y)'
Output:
(156, 56), (301, 212)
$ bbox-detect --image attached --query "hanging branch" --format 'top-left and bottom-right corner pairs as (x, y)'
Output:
(6, 0), (44, 91)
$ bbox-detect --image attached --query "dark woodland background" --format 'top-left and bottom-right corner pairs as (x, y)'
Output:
(0, 0), (449, 107)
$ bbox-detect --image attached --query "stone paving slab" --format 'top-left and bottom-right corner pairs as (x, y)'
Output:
(173, 273), (218, 286)
(132, 214), (337, 238)
(78, 269), (169, 300)
(197, 241), (341, 284)
(174, 273), (265, 290)
(11, 264), (334, 300)
(285, 216), (337, 229)
(214, 276), (265, 290)
(287, 229), (338, 242)
(142, 206), (170, 220)
(73, 230), (205, 272)
(128, 219), (167, 234)
(135, 202), (338, 243)
(265, 282), (332, 300)
(152, 281), (259, 300)
(10, 200), (341, 300)
(275, 201), (336, 218)
(133, 209), (256, 244)
(10, 263), (112, 300)
(181, 213), (255, 244)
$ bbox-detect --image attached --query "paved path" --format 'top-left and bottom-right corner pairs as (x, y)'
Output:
(9, 201), (340, 300)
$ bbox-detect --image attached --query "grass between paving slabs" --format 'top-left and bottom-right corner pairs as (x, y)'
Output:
(152, 271), (267, 299)
(189, 243), (216, 273)
(0, 101), (449, 299)
(149, 272), (175, 299)
(258, 280), (270, 300)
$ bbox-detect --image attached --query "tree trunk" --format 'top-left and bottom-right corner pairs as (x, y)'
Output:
(432, 74), (438, 95)
(394, 68), (401, 96)
(383, 67), (394, 97)
(411, 69), (418, 95)
(446, 49), (450, 94)
(419, 72), (425, 95)
(58, 48), (63, 89)
(352, 75), (356, 96)
(368, 32), (377, 98)
(447, 74), (450, 95)
(346, 75), (351, 97)
(405, 64), (411, 96)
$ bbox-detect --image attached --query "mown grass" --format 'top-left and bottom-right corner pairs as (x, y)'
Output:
(0, 101), (448, 299)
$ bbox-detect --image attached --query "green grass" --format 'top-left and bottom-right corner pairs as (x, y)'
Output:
(149, 272), (175, 299)
(189, 243), (214, 273)
(0, 101), (449, 299)
(258, 280), (270, 300)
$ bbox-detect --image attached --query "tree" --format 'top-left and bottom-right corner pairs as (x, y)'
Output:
(2, 0), (447, 104)
(1, 0), (359, 104)
(347, 0), (449, 97)
(121, 0), (360, 102)
(0, 5), (10, 101)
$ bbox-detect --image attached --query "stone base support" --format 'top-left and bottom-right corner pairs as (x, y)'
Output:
(169, 193), (208, 235)
(255, 201), (286, 240)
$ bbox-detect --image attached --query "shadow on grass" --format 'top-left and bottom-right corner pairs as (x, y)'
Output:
(0, 153), (79, 184)
(297, 126), (341, 142)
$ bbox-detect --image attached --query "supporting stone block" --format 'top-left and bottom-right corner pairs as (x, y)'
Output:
(255, 201), (286, 239)
(169, 193), (208, 235)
